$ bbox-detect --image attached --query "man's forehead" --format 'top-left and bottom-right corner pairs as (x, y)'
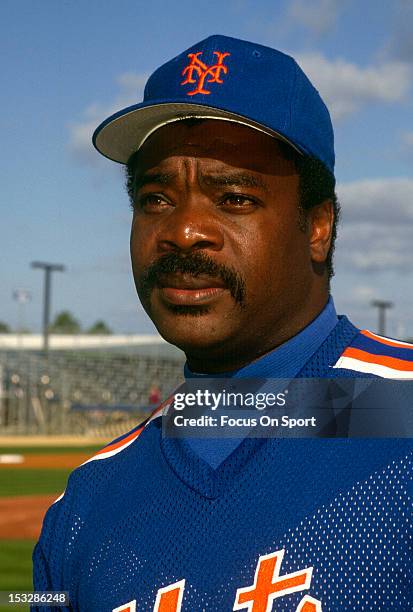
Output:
(140, 119), (278, 152)
(134, 119), (296, 177)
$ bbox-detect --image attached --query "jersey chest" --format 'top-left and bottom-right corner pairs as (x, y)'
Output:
(68, 436), (413, 611)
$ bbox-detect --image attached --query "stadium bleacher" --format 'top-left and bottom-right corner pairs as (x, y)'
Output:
(0, 346), (184, 436)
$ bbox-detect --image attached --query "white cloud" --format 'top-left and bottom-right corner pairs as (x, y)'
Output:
(288, 0), (344, 34)
(335, 178), (413, 272)
(296, 53), (411, 119)
(68, 72), (148, 165)
(339, 178), (413, 224)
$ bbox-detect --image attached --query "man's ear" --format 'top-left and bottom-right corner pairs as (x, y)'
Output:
(308, 199), (334, 263)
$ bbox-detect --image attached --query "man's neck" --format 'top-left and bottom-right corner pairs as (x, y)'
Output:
(185, 295), (332, 375)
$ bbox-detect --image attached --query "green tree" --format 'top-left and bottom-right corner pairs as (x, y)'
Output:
(0, 321), (10, 333)
(87, 320), (112, 335)
(49, 311), (81, 334)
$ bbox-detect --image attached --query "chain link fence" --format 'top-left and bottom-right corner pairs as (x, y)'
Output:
(0, 349), (184, 438)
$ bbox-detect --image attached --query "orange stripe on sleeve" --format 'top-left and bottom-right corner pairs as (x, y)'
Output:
(95, 396), (171, 456)
(342, 347), (413, 372)
(95, 426), (145, 456)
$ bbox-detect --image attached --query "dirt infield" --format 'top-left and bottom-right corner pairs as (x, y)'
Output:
(0, 494), (56, 540)
(0, 452), (95, 541)
(0, 453), (90, 469)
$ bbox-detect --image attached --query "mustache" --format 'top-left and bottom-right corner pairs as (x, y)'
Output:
(139, 252), (246, 306)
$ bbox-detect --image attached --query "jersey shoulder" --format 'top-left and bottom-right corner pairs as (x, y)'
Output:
(332, 329), (413, 378)
(80, 401), (165, 467)
(53, 399), (168, 506)
(33, 400), (170, 592)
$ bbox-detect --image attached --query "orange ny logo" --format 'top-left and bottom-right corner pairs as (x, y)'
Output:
(181, 51), (230, 95)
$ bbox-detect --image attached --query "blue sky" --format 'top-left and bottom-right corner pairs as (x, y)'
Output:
(1, 0), (412, 337)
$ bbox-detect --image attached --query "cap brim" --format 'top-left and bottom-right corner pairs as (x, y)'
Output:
(92, 100), (302, 164)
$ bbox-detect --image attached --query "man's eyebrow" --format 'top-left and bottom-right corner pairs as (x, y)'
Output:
(134, 172), (177, 190)
(134, 171), (268, 192)
(201, 173), (269, 191)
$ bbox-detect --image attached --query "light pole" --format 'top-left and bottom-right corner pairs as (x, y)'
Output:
(31, 262), (65, 355)
(371, 300), (393, 336)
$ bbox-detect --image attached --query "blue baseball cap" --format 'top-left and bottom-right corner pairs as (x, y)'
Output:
(93, 35), (335, 173)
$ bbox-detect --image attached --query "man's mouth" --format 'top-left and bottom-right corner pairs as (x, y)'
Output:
(157, 274), (228, 305)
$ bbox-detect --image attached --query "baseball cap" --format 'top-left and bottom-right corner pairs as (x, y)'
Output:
(93, 34), (335, 173)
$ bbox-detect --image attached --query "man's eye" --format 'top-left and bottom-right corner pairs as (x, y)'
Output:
(134, 194), (171, 211)
(220, 194), (258, 209)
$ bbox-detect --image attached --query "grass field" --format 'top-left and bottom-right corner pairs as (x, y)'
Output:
(0, 540), (34, 612)
(0, 444), (102, 610)
(0, 469), (72, 497)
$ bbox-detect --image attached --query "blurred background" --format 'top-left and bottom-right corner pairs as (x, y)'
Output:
(0, 0), (412, 604)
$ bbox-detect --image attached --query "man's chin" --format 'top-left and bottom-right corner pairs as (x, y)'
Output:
(152, 310), (230, 353)
(140, 288), (242, 353)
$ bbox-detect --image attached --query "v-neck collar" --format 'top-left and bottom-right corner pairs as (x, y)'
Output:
(160, 315), (360, 499)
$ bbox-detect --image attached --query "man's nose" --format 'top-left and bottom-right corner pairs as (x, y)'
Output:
(157, 199), (224, 253)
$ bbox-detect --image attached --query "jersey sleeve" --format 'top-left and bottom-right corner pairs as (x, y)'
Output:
(32, 541), (69, 612)
(31, 483), (76, 611)
(30, 418), (163, 611)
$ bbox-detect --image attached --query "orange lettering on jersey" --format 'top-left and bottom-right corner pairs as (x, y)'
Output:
(154, 579), (185, 612)
(112, 600), (136, 612)
(233, 549), (313, 612)
(181, 51), (230, 95)
(296, 595), (323, 611)
(113, 553), (323, 612)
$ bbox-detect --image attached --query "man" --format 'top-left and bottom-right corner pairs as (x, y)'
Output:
(33, 35), (413, 611)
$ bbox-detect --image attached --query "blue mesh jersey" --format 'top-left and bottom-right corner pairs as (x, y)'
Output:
(32, 316), (413, 612)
